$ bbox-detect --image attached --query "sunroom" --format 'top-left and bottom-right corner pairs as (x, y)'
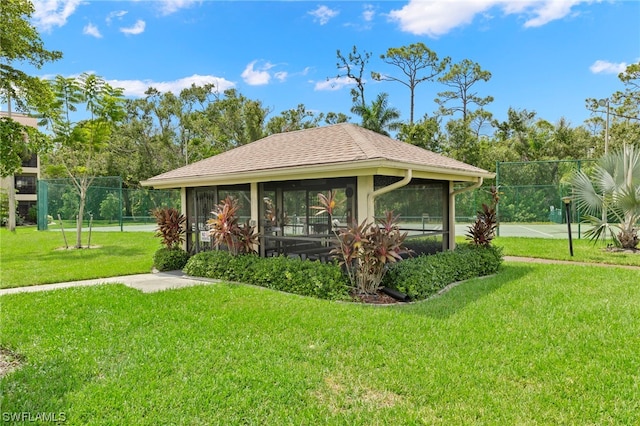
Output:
(141, 123), (494, 259)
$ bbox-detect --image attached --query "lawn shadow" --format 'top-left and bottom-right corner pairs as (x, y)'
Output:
(392, 264), (533, 320)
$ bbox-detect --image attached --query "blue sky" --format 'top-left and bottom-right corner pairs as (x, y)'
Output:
(16, 0), (640, 129)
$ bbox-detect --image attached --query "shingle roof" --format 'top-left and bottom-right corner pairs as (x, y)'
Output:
(145, 123), (491, 184)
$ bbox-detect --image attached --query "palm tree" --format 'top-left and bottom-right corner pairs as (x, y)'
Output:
(350, 92), (402, 136)
(572, 144), (640, 249)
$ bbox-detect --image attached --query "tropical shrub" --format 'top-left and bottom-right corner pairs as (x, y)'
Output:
(152, 207), (186, 249)
(382, 244), (503, 301)
(153, 247), (190, 272)
(466, 186), (500, 247)
(183, 251), (350, 301)
(314, 191), (410, 295)
(208, 196), (259, 255)
(572, 144), (640, 249)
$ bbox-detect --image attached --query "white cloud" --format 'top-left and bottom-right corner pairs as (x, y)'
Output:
(158, 0), (201, 16)
(83, 23), (102, 38)
(308, 5), (339, 25)
(274, 72), (288, 83)
(241, 61), (275, 86)
(522, 0), (583, 27)
(389, 0), (591, 37)
(314, 76), (356, 92)
(300, 67), (312, 76)
(120, 20), (146, 35)
(590, 60), (628, 75)
(107, 74), (235, 97)
(32, 0), (83, 32)
(363, 4), (375, 22)
(106, 10), (128, 25)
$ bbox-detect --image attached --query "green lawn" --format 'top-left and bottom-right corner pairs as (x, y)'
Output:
(0, 228), (159, 289)
(1, 263), (639, 424)
(494, 236), (640, 267)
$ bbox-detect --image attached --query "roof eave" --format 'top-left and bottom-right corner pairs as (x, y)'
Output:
(141, 159), (494, 189)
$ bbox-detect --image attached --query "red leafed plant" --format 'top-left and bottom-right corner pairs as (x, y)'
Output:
(466, 186), (500, 247)
(208, 196), (259, 255)
(152, 207), (186, 249)
(314, 192), (410, 295)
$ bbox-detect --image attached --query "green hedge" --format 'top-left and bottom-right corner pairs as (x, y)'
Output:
(183, 251), (350, 301)
(153, 248), (190, 272)
(382, 245), (503, 300)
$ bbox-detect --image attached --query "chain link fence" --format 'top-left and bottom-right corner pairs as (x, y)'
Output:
(37, 177), (180, 231)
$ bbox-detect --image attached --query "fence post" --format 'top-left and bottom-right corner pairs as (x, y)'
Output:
(495, 161), (500, 237)
(37, 180), (48, 231)
(119, 181), (123, 232)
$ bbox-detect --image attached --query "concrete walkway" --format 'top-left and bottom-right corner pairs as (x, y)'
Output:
(0, 271), (217, 296)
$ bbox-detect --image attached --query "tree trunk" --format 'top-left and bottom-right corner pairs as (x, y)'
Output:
(7, 177), (16, 231)
(76, 187), (86, 248)
(6, 96), (16, 232)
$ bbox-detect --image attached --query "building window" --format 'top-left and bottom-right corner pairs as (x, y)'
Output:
(21, 154), (38, 168)
(15, 175), (37, 194)
(17, 200), (36, 223)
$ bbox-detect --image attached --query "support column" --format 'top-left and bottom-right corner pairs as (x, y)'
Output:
(180, 187), (187, 216)
(356, 175), (374, 224)
(448, 181), (456, 250)
(250, 182), (259, 226)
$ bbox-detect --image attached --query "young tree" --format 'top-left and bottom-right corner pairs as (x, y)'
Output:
(1, 0), (61, 230)
(372, 43), (449, 124)
(350, 92), (403, 136)
(46, 73), (125, 248)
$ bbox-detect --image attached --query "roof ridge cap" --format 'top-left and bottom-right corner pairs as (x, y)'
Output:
(342, 124), (378, 159)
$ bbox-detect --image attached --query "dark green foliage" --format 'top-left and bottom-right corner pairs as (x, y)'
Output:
(184, 251), (350, 301)
(382, 245), (503, 300)
(153, 247), (190, 272)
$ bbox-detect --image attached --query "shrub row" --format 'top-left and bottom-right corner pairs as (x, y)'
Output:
(153, 248), (191, 272)
(382, 244), (503, 301)
(183, 251), (350, 301)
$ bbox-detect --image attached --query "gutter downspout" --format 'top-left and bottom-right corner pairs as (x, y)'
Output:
(448, 177), (483, 249)
(367, 169), (412, 222)
(451, 177), (483, 197)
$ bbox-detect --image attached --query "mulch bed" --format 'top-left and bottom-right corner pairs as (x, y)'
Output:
(351, 290), (401, 305)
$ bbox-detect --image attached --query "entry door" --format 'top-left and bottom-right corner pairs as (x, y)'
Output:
(192, 188), (217, 253)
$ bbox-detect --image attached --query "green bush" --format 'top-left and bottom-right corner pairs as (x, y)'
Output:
(184, 251), (350, 301)
(382, 244), (503, 301)
(153, 247), (191, 272)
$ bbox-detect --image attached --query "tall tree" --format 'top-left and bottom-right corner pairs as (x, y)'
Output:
(372, 43), (449, 124)
(436, 59), (493, 121)
(1, 0), (61, 230)
(335, 46), (371, 107)
(45, 73), (125, 248)
(351, 92), (402, 136)
(585, 62), (640, 155)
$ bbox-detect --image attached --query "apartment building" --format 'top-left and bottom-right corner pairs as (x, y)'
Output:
(0, 111), (41, 223)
